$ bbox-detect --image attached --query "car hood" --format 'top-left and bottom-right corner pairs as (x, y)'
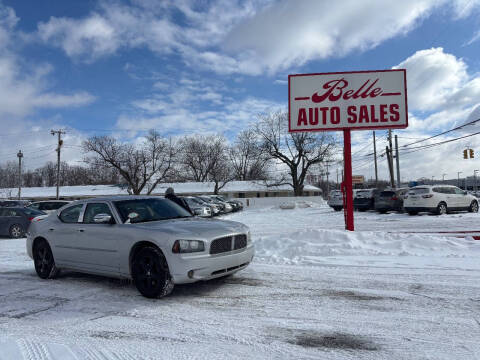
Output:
(129, 217), (247, 239)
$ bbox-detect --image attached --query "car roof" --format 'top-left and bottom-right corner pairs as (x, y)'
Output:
(31, 200), (70, 204)
(65, 195), (167, 204)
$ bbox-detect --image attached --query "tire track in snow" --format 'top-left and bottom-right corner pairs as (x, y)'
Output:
(17, 339), (52, 360)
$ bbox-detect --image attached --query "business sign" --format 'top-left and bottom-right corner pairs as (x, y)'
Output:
(352, 175), (365, 184)
(288, 69), (407, 132)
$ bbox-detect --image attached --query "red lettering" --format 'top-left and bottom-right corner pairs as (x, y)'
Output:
(359, 105), (369, 123)
(370, 105), (379, 123)
(380, 104), (388, 122)
(331, 107), (340, 124)
(360, 79), (379, 99)
(370, 88), (382, 97)
(309, 108), (318, 125)
(344, 89), (354, 99)
(352, 79), (369, 99)
(320, 107), (328, 125)
(297, 108), (307, 126)
(312, 79), (348, 103)
(390, 104), (399, 121)
(347, 106), (357, 123)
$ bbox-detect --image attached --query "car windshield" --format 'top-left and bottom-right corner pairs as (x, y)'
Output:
(114, 198), (193, 223)
(409, 188), (429, 195)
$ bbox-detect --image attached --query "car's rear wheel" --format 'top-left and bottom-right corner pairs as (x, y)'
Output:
(132, 247), (174, 298)
(436, 202), (447, 215)
(469, 200), (479, 213)
(9, 224), (24, 238)
(33, 239), (59, 279)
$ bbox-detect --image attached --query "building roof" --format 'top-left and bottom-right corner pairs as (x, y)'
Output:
(0, 181), (321, 199)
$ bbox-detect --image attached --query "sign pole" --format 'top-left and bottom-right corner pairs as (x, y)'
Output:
(343, 129), (354, 231)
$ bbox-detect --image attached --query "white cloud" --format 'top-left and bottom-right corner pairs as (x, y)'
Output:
(394, 48), (480, 113)
(36, 0), (480, 75)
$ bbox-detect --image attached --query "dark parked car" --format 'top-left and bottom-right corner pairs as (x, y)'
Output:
(0, 207), (46, 238)
(353, 189), (379, 211)
(0, 200), (31, 208)
(374, 188), (409, 213)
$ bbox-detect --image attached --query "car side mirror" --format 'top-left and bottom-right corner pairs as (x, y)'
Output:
(93, 213), (113, 224)
(463, 191), (468, 195)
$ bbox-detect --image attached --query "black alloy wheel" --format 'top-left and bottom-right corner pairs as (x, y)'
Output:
(132, 247), (173, 298)
(9, 224), (24, 238)
(33, 240), (59, 279)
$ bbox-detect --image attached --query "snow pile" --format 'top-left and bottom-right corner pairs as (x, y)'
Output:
(253, 228), (480, 265)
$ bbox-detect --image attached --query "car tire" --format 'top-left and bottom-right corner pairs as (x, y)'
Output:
(469, 200), (479, 213)
(436, 202), (447, 215)
(9, 224), (24, 238)
(33, 239), (59, 279)
(132, 247), (174, 299)
(377, 210), (387, 214)
(408, 211), (418, 216)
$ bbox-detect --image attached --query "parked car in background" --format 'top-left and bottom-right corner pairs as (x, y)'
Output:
(404, 185), (478, 215)
(353, 189), (379, 211)
(182, 197), (212, 217)
(327, 190), (344, 211)
(210, 195), (243, 212)
(197, 195), (232, 214)
(0, 200), (32, 208)
(0, 207), (46, 238)
(28, 201), (70, 214)
(192, 196), (221, 216)
(26, 196), (254, 298)
(374, 188), (409, 213)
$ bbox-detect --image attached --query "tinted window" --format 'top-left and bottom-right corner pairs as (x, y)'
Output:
(83, 203), (114, 224)
(379, 191), (395, 197)
(454, 188), (465, 195)
(114, 198), (192, 223)
(59, 204), (83, 223)
(29, 203), (40, 210)
(409, 188), (429, 195)
(0, 209), (19, 217)
(22, 208), (45, 216)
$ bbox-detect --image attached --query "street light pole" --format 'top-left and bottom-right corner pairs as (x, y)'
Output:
(431, 176), (435, 185)
(474, 170), (479, 192)
(17, 150), (23, 200)
(458, 172), (462, 188)
(442, 173), (446, 183)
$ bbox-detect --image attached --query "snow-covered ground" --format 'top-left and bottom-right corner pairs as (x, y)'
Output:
(1, 200), (480, 359)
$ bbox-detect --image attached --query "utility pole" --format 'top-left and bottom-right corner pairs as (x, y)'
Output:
(386, 146), (395, 188)
(336, 168), (339, 189)
(394, 134), (400, 187)
(373, 131), (378, 186)
(474, 170), (479, 192)
(51, 129), (65, 200)
(325, 162), (330, 196)
(17, 150), (23, 200)
(458, 172), (462, 188)
(442, 173), (447, 183)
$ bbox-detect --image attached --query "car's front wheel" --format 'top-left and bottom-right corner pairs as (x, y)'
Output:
(132, 247), (174, 298)
(469, 200), (479, 213)
(9, 224), (24, 238)
(436, 202), (447, 215)
(33, 239), (59, 279)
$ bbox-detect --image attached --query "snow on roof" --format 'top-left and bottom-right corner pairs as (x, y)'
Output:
(0, 181), (321, 199)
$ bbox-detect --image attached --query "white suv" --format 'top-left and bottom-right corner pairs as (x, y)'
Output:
(403, 185), (478, 215)
(327, 190), (343, 211)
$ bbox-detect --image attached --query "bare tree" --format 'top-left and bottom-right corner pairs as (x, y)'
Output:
(255, 111), (336, 196)
(83, 130), (176, 195)
(229, 128), (269, 181)
(179, 134), (234, 193)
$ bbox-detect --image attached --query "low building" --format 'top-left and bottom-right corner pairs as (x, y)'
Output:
(0, 181), (322, 201)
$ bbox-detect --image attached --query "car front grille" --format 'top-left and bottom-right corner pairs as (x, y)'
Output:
(210, 234), (247, 254)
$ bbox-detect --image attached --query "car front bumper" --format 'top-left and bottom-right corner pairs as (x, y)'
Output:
(169, 244), (255, 284)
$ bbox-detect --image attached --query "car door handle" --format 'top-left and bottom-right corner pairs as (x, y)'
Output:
(77, 229), (85, 232)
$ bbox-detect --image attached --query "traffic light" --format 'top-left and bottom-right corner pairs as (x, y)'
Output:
(464, 149), (468, 159)
(470, 149), (475, 158)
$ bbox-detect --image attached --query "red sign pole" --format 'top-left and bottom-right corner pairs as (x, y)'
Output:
(343, 129), (354, 231)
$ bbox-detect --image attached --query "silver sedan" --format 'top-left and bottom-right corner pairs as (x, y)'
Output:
(26, 196), (254, 298)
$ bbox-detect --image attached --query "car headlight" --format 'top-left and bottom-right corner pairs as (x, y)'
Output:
(172, 239), (205, 253)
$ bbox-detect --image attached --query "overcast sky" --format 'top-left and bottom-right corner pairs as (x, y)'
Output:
(1, 0), (480, 182)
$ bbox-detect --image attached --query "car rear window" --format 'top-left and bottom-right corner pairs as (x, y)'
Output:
(356, 191), (371, 196)
(22, 208), (45, 216)
(379, 191), (395, 197)
(409, 188), (429, 195)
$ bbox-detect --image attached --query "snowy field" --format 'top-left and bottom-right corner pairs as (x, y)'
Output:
(1, 199), (480, 359)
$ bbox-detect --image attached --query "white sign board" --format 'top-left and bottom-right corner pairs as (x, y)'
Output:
(289, 70), (408, 132)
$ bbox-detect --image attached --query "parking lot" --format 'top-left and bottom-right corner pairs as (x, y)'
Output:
(1, 199), (480, 359)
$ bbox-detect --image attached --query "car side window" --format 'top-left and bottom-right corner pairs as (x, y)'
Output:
(29, 203), (40, 210)
(454, 188), (464, 195)
(83, 203), (114, 224)
(59, 204), (84, 223)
